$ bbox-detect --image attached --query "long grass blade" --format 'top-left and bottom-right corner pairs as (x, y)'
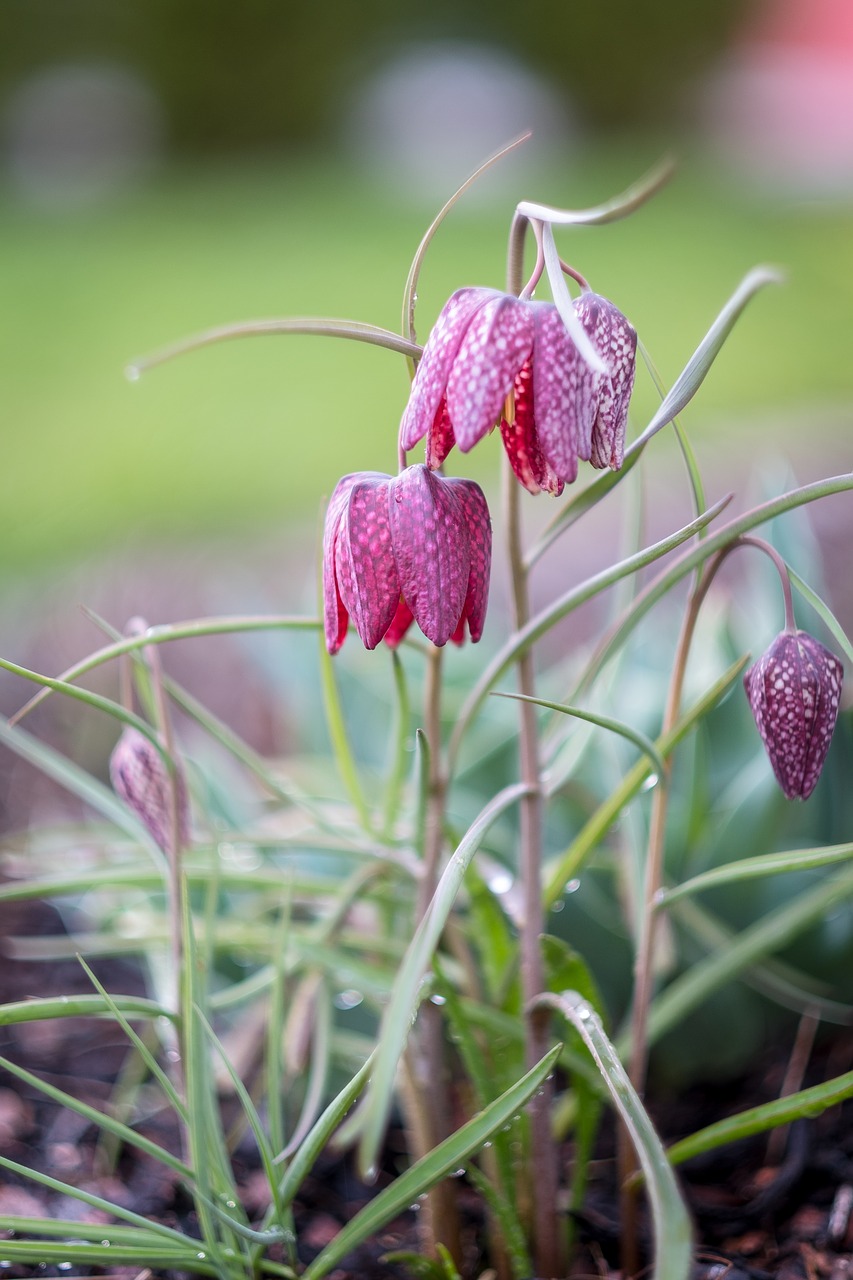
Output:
(0, 719), (166, 869)
(658, 841), (853, 907)
(302, 1046), (561, 1280)
(449, 496), (731, 769)
(537, 992), (691, 1280)
(338, 782), (530, 1174)
(667, 1067), (853, 1168)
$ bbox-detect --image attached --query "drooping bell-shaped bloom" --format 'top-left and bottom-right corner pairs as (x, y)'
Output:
(743, 630), (844, 800)
(323, 464), (491, 654)
(398, 286), (636, 493)
(110, 726), (190, 850)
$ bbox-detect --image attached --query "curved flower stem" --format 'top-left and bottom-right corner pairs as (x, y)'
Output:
(621, 534), (796, 1268)
(404, 644), (461, 1262)
(506, 212), (560, 1277)
(504, 457), (561, 1277)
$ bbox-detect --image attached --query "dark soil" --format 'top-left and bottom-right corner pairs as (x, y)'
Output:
(2, 896), (853, 1280)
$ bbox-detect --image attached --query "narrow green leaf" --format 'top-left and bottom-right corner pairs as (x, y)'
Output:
(0, 1052), (191, 1178)
(537, 993), (691, 1280)
(644, 862), (853, 1051)
(516, 155), (675, 225)
(0, 719), (166, 870)
(318, 630), (373, 833)
(127, 316), (421, 378)
(493, 691), (666, 780)
(302, 1046), (561, 1280)
(402, 132), (531, 350)
(382, 650), (411, 839)
(339, 782), (530, 1174)
(543, 657), (749, 907)
(658, 841), (853, 907)
(464, 1162), (533, 1280)
(636, 267), (782, 446)
(789, 566), (853, 666)
(667, 1067), (853, 1168)
(449, 495), (731, 769)
(11, 611), (319, 728)
(0, 992), (174, 1025)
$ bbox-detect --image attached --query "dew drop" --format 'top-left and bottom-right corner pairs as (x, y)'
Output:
(197, 1252), (206, 1261)
(578, 1006), (591, 1021)
(363, 1164), (378, 1185)
(125, 364), (141, 382)
(565, 877), (581, 894)
(487, 869), (514, 896)
(550, 898), (565, 913)
(641, 773), (659, 792)
(334, 988), (364, 1010)
(430, 993), (447, 1006)
(100, 1240), (111, 1247)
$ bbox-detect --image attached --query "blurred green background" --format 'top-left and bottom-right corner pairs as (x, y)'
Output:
(0, 0), (851, 579)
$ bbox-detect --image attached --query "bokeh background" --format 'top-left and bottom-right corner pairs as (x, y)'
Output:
(0, 0), (852, 722)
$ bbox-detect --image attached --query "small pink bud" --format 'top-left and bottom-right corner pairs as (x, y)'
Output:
(110, 727), (190, 850)
(743, 630), (844, 800)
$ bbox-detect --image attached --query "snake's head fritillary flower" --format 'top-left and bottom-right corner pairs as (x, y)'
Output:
(573, 291), (638, 472)
(323, 464), (491, 654)
(110, 727), (190, 850)
(399, 287), (636, 492)
(743, 630), (844, 800)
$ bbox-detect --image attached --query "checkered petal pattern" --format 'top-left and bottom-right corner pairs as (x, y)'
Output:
(744, 630), (844, 800)
(322, 465), (492, 653)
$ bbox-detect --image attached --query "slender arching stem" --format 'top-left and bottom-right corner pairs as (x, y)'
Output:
(504, 213), (561, 1278)
(621, 534), (796, 1269)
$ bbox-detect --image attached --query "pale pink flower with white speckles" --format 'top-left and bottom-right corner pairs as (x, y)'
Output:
(743, 630), (844, 800)
(323, 464), (491, 654)
(398, 287), (636, 494)
(110, 727), (190, 850)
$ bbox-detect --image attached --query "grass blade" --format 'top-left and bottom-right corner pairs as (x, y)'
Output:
(658, 841), (853, 907)
(302, 1045), (561, 1280)
(536, 992), (692, 1280)
(338, 782), (530, 1174)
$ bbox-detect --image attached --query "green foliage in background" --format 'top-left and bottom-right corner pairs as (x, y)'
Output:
(2, 147), (853, 573)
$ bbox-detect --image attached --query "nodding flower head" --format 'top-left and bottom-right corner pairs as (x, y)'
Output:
(398, 287), (636, 493)
(110, 727), (190, 851)
(323, 463), (491, 654)
(743, 630), (844, 800)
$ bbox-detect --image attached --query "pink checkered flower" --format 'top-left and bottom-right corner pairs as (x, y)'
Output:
(323, 464), (492, 654)
(743, 630), (844, 800)
(398, 287), (636, 494)
(110, 727), (190, 850)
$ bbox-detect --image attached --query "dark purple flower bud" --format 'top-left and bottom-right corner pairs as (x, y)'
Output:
(110, 727), (190, 850)
(323, 464), (491, 654)
(743, 630), (844, 800)
(399, 287), (636, 490)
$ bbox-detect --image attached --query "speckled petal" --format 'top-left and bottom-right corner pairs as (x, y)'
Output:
(744, 630), (844, 799)
(500, 360), (564, 496)
(425, 398), (457, 470)
(574, 292), (637, 470)
(323, 473), (363, 654)
(531, 302), (590, 484)
(110, 727), (190, 852)
(442, 476), (492, 642)
(383, 598), (415, 649)
(389, 465), (470, 646)
(334, 473), (400, 650)
(446, 293), (534, 452)
(399, 288), (495, 451)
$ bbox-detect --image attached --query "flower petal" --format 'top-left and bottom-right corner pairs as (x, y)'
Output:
(425, 398), (457, 470)
(575, 292), (637, 471)
(446, 294), (534, 452)
(744, 630), (843, 799)
(383, 598), (415, 649)
(500, 361), (564, 496)
(389, 465), (470, 647)
(323, 474), (362, 654)
(399, 288), (495, 451)
(335, 473), (400, 650)
(443, 476), (492, 642)
(531, 302), (590, 483)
